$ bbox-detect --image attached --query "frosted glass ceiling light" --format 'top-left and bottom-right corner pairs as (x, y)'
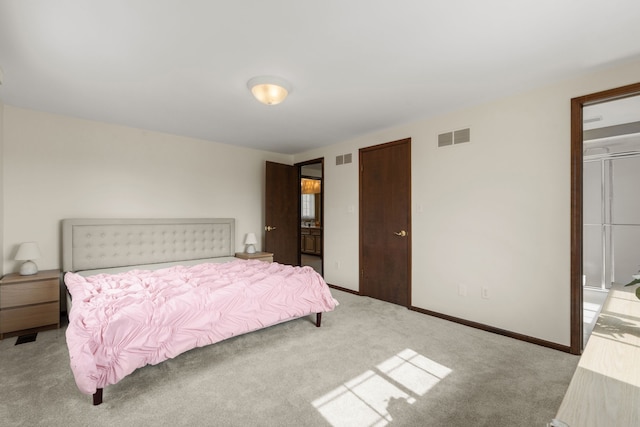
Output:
(247, 76), (291, 105)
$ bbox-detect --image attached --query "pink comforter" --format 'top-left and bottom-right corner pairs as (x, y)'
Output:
(64, 260), (338, 395)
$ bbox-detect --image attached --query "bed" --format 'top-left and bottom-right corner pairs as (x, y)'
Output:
(61, 218), (338, 405)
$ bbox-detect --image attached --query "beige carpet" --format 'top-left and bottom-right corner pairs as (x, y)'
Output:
(301, 254), (323, 275)
(0, 290), (578, 426)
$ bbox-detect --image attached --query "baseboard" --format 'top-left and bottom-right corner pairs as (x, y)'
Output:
(409, 305), (573, 354)
(327, 284), (360, 295)
(324, 285), (570, 353)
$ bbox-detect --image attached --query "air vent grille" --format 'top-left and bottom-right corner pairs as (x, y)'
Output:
(336, 153), (352, 166)
(454, 128), (470, 144)
(438, 132), (453, 147)
(438, 127), (471, 147)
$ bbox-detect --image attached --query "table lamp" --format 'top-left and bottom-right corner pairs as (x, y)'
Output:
(15, 241), (41, 275)
(244, 233), (257, 254)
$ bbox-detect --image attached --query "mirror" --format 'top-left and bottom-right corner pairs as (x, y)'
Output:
(301, 178), (321, 226)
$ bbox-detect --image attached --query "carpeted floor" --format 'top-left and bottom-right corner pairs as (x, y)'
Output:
(0, 289), (578, 426)
(301, 254), (322, 275)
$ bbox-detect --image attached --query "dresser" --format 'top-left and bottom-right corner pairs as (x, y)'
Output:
(0, 269), (61, 339)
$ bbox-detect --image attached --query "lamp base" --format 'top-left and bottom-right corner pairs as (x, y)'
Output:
(245, 245), (256, 254)
(19, 260), (38, 276)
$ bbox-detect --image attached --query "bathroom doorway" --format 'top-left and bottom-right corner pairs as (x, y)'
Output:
(581, 94), (640, 345)
(299, 159), (324, 275)
(570, 82), (640, 353)
(583, 95), (640, 290)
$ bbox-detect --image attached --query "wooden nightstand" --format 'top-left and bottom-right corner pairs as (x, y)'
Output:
(0, 269), (61, 340)
(235, 252), (274, 263)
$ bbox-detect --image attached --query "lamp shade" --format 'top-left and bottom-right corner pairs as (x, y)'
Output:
(15, 242), (41, 275)
(15, 242), (41, 261)
(247, 76), (291, 105)
(244, 233), (257, 254)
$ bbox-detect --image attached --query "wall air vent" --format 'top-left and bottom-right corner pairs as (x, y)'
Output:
(438, 132), (453, 147)
(438, 127), (471, 147)
(335, 153), (352, 166)
(454, 128), (470, 144)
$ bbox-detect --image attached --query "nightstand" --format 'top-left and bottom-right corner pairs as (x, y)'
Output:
(235, 252), (274, 263)
(0, 269), (61, 340)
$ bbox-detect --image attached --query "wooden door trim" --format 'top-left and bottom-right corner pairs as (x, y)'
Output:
(359, 138), (412, 307)
(570, 82), (640, 355)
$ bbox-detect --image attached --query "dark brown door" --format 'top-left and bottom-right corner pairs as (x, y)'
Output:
(265, 161), (299, 265)
(360, 139), (411, 306)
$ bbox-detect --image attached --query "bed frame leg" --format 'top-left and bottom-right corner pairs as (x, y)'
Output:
(93, 388), (103, 405)
(316, 313), (322, 327)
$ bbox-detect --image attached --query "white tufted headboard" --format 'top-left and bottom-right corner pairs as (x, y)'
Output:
(62, 218), (235, 272)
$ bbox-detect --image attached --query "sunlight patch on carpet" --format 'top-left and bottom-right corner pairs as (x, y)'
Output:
(312, 349), (452, 426)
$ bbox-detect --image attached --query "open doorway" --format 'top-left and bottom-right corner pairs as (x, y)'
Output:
(570, 82), (640, 354)
(582, 94), (640, 345)
(299, 160), (324, 275)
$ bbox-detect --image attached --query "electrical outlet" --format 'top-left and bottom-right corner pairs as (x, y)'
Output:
(458, 284), (467, 297)
(481, 287), (490, 299)
(335, 261), (341, 269)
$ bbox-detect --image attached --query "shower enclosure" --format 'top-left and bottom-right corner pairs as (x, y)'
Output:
(583, 142), (640, 289)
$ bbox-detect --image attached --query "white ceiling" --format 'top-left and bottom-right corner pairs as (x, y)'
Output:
(1, 1), (640, 154)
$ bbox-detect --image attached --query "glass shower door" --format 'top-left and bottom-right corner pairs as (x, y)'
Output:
(583, 159), (612, 289)
(583, 154), (640, 289)
(611, 155), (640, 284)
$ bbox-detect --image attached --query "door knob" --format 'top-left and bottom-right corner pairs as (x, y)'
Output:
(265, 226), (277, 232)
(394, 230), (407, 237)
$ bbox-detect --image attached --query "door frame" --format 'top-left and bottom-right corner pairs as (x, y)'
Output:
(570, 81), (640, 354)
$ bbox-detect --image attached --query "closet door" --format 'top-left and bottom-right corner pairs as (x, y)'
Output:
(611, 155), (640, 283)
(359, 138), (411, 306)
(582, 160), (605, 288)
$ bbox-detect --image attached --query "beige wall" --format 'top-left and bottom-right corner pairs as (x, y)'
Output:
(0, 101), (4, 271)
(296, 58), (640, 347)
(1, 107), (291, 274)
(3, 58), (639, 348)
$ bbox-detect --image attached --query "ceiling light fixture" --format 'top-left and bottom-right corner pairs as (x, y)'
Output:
(247, 76), (291, 106)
